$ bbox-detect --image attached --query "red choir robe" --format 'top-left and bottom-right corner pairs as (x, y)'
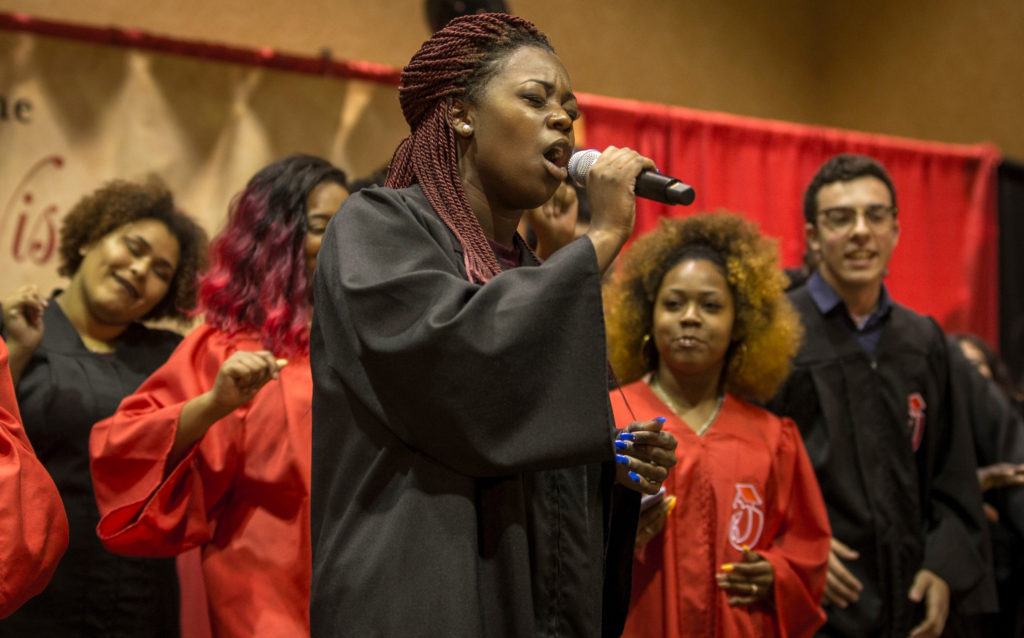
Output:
(0, 339), (69, 617)
(89, 325), (313, 637)
(611, 380), (830, 638)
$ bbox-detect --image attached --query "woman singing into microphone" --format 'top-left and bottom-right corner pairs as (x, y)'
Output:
(309, 13), (676, 637)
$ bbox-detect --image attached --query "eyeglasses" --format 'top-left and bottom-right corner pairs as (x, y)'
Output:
(818, 204), (897, 233)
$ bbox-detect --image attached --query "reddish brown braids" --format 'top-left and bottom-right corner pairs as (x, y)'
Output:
(386, 12), (553, 283)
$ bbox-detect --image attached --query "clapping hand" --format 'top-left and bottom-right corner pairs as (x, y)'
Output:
(614, 418), (677, 494)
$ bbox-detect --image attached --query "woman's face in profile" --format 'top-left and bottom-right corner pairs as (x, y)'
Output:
(652, 258), (735, 379)
(304, 180), (349, 280)
(459, 45), (578, 212)
(75, 218), (180, 325)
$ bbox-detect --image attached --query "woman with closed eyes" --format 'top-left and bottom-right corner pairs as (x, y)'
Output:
(89, 155), (348, 638)
(308, 13), (676, 637)
(0, 177), (206, 636)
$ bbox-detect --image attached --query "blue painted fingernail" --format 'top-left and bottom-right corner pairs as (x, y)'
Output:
(629, 471), (642, 483)
(618, 432), (636, 441)
(614, 440), (628, 451)
(615, 454), (630, 465)
(653, 417), (667, 423)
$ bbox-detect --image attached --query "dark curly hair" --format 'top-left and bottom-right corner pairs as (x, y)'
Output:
(424, 0), (509, 33)
(197, 154), (347, 357)
(58, 176), (208, 322)
(387, 12), (552, 284)
(803, 153), (898, 224)
(604, 212), (803, 401)
(949, 332), (1020, 402)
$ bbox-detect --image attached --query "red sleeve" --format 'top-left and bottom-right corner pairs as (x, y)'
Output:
(89, 325), (244, 557)
(0, 340), (69, 618)
(760, 417), (831, 638)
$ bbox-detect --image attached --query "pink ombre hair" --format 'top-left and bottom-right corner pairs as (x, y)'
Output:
(197, 154), (346, 357)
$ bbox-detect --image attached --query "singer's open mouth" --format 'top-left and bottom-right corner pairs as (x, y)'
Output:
(543, 140), (571, 168)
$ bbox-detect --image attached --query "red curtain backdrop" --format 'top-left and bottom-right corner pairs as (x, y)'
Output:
(580, 94), (1002, 344)
(0, 13), (1002, 344)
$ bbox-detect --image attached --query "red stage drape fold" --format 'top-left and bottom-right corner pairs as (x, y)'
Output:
(579, 94), (1001, 343)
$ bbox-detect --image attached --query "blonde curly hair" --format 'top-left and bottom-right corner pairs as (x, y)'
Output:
(604, 212), (802, 402)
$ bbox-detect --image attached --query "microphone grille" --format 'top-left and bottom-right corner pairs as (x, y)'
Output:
(567, 149), (600, 187)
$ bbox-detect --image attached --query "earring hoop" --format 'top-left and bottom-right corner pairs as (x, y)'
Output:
(640, 334), (656, 369)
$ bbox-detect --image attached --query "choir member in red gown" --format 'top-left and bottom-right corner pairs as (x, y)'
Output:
(0, 337), (68, 618)
(89, 155), (348, 638)
(604, 212), (831, 637)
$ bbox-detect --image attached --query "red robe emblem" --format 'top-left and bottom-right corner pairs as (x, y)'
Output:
(908, 392), (926, 451)
(728, 483), (764, 551)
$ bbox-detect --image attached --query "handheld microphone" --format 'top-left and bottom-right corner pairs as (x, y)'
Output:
(567, 149), (696, 206)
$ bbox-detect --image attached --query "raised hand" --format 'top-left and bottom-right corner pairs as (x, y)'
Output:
(2, 285), (48, 384)
(170, 350), (287, 467)
(614, 417), (677, 494)
(209, 350), (288, 414)
(584, 146), (657, 274)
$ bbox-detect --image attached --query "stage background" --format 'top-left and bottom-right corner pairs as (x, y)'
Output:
(2, 0), (1022, 159)
(0, 17), (1002, 344)
(581, 94), (1001, 343)
(0, 25), (407, 299)
(0, 8), (1015, 637)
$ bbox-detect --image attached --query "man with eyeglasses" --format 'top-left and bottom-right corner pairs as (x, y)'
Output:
(768, 154), (994, 638)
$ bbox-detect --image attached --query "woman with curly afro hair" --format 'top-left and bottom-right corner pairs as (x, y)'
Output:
(605, 212), (832, 638)
(0, 176), (206, 635)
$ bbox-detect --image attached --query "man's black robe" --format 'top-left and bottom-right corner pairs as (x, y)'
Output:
(948, 337), (1024, 634)
(309, 185), (639, 637)
(768, 286), (994, 637)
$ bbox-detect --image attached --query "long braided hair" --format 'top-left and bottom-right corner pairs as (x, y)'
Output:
(386, 13), (553, 283)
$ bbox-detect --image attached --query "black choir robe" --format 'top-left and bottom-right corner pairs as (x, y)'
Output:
(947, 337), (1024, 635)
(0, 299), (180, 636)
(309, 185), (639, 637)
(767, 286), (995, 638)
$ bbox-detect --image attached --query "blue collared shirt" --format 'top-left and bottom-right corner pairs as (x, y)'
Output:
(805, 270), (893, 356)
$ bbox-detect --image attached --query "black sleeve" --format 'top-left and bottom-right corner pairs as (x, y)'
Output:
(314, 187), (616, 477)
(922, 326), (995, 609)
(948, 336), (1024, 540)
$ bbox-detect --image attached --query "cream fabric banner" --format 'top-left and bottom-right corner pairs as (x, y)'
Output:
(0, 30), (406, 297)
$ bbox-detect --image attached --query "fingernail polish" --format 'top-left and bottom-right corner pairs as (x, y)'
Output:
(614, 440), (628, 451)
(618, 432), (636, 441)
(615, 454), (630, 465)
(653, 416), (667, 423)
(742, 544), (751, 552)
(721, 563), (734, 572)
(628, 471), (641, 483)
